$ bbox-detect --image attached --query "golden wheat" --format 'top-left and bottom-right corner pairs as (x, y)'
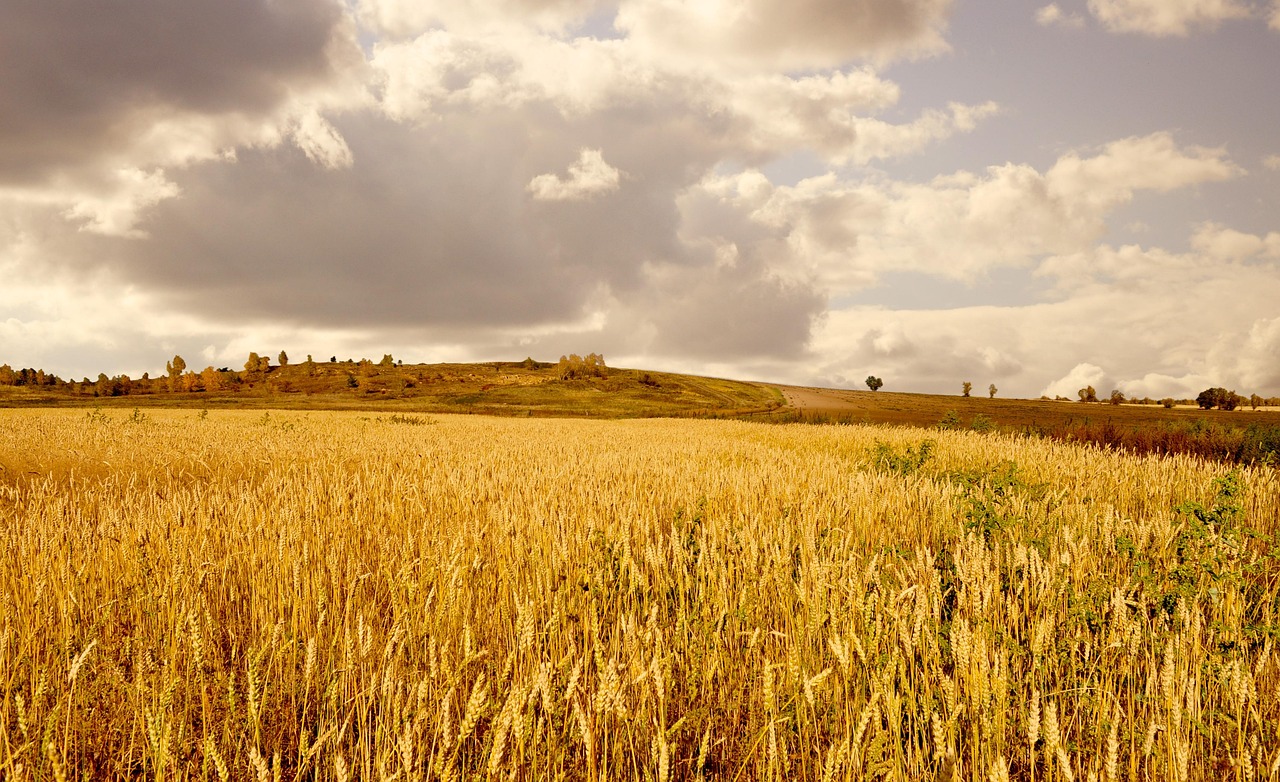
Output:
(0, 408), (1277, 780)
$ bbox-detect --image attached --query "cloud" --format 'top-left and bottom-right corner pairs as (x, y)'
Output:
(1036, 4), (1086, 27)
(60, 169), (183, 238)
(293, 111), (356, 170)
(1232, 317), (1280, 390)
(1042, 363), (1108, 398)
(369, 30), (993, 166)
(358, 0), (607, 36)
(1273, 0), (1280, 28)
(677, 132), (1241, 299)
(1086, 0), (1253, 36)
(1045, 133), (1240, 205)
(0, 0), (361, 186)
(1265, 154), (1280, 171)
(1191, 222), (1280, 260)
(615, 0), (953, 71)
(528, 149), (623, 201)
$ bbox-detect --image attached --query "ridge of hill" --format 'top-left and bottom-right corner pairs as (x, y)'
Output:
(0, 359), (785, 418)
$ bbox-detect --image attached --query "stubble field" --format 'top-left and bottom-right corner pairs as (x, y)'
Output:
(1, 409), (1277, 780)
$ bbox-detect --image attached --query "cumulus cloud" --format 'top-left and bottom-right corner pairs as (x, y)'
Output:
(1042, 363), (1108, 398)
(528, 149), (623, 201)
(1087, 0), (1252, 36)
(1036, 4), (1086, 27)
(1265, 154), (1280, 171)
(1232, 317), (1280, 390)
(675, 132), (1241, 299)
(1272, 0), (1280, 28)
(1191, 222), (1280, 260)
(1045, 133), (1240, 206)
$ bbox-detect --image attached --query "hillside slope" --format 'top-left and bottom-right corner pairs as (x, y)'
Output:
(0, 360), (784, 418)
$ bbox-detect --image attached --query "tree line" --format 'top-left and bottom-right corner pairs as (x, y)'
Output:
(0, 351), (393, 397)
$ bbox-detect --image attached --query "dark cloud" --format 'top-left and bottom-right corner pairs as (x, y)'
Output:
(17, 80), (822, 361)
(646, 268), (826, 361)
(0, 0), (350, 183)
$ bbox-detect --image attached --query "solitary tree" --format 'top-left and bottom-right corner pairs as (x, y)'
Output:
(278, 350), (289, 367)
(988, 384), (997, 399)
(865, 376), (884, 392)
(962, 381), (972, 397)
(1196, 387), (1242, 411)
(1109, 389), (1125, 405)
(1078, 386), (1098, 403)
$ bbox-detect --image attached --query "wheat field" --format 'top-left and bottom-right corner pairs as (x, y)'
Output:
(0, 408), (1276, 781)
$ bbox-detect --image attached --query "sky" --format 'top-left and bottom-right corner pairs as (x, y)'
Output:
(2, 0), (1279, 398)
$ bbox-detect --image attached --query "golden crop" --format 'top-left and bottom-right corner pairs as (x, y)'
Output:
(0, 408), (1276, 780)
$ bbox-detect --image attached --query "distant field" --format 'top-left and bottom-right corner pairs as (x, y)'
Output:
(2, 409), (1277, 779)
(5, 364), (1279, 463)
(766, 387), (1280, 465)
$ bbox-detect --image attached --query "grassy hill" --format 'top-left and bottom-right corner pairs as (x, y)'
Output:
(0, 359), (784, 418)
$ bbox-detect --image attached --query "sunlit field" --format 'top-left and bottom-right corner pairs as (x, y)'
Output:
(1, 409), (1277, 780)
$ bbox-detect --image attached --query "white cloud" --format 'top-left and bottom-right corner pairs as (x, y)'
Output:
(1036, 4), (1086, 27)
(1087, 0), (1252, 36)
(678, 132), (1241, 297)
(293, 111), (355, 170)
(60, 169), (182, 238)
(527, 148), (623, 201)
(369, 29), (995, 167)
(1045, 133), (1240, 207)
(1272, 0), (1280, 29)
(1191, 222), (1280, 260)
(1232, 317), (1280, 390)
(1264, 154), (1280, 171)
(1117, 372), (1210, 399)
(1042, 363), (1108, 398)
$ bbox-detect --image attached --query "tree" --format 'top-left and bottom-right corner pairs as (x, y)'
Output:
(988, 384), (997, 399)
(865, 376), (884, 392)
(1078, 386), (1098, 403)
(1250, 393), (1262, 410)
(380, 354), (395, 368)
(201, 366), (222, 392)
(558, 353), (608, 380)
(166, 355), (186, 392)
(1109, 389), (1125, 405)
(961, 381), (972, 397)
(1196, 387), (1243, 411)
(245, 352), (261, 375)
(278, 350), (289, 367)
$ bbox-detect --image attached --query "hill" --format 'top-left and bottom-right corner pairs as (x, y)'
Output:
(0, 358), (784, 418)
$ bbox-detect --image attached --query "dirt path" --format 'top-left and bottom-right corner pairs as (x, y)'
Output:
(778, 386), (862, 410)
